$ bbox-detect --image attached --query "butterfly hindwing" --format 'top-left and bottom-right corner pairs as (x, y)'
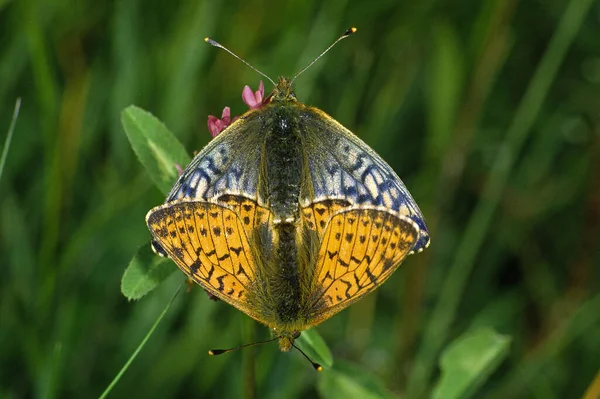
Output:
(217, 194), (272, 242)
(302, 199), (350, 237)
(306, 206), (419, 325)
(146, 199), (268, 322)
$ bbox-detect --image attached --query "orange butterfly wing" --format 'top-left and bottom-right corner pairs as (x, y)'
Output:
(146, 198), (270, 323)
(304, 205), (419, 325)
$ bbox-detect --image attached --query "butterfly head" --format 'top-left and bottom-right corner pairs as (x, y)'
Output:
(270, 77), (296, 104)
(274, 329), (301, 352)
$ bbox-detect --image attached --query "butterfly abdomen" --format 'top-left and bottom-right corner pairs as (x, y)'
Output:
(270, 222), (302, 323)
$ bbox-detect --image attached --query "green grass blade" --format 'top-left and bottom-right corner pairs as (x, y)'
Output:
(489, 292), (600, 398)
(406, 0), (597, 396)
(98, 285), (182, 399)
(0, 98), (21, 183)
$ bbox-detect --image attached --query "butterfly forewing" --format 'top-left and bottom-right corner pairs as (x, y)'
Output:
(146, 199), (269, 323)
(165, 114), (265, 203)
(301, 107), (430, 253)
(306, 207), (419, 325)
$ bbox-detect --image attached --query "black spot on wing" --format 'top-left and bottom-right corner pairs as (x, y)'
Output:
(365, 267), (378, 285)
(190, 260), (201, 274)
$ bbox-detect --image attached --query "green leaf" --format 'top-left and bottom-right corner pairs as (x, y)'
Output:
(432, 327), (511, 399)
(121, 105), (191, 195)
(317, 360), (396, 399)
(295, 328), (333, 369)
(121, 244), (177, 300)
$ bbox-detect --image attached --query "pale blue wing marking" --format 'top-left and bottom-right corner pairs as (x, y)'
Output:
(166, 117), (263, 203)
(302, 108), (430, 252)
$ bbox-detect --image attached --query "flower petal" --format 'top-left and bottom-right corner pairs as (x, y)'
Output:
(242, 81), (266, 109)
(256, 80), (264, 103)
(221, 106), (231, 125)
(242, 85), (258, 108)
(207, 115), (223, 137)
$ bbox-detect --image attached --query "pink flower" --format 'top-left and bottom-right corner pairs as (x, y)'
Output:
(242, 80), (265, 109)
(206, 82), (266, 138)
(207, 106), (236, 137)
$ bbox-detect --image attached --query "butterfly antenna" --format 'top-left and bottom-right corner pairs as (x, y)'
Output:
(208, 337), (278, 356)
(292, 343), (323, 371)
(205, 37), (276, 87)
(291, 27), (357, 85)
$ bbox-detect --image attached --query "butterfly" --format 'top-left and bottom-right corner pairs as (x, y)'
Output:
(146, 28), (429, 358)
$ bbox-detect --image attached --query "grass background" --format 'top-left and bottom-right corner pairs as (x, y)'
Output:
(1, 0), (599, 398)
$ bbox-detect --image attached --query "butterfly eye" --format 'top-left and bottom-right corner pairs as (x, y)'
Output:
(292, 331), (301, 339)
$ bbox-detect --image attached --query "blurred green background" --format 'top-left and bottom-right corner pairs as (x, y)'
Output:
(1, 0), (599, 398)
